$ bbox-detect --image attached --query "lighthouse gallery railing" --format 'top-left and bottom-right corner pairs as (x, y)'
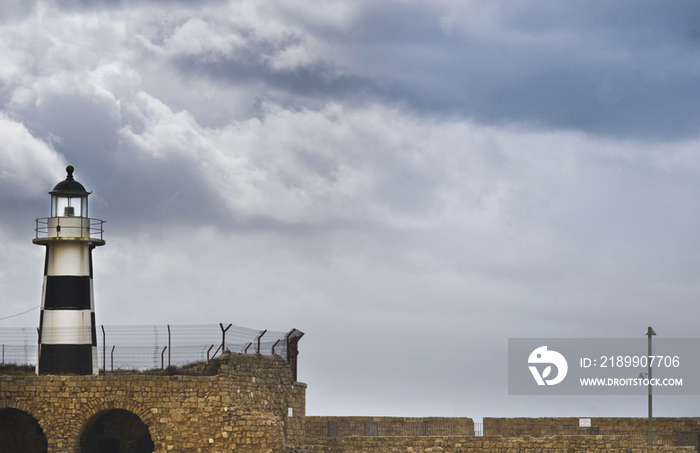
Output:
(35, 217), (105, 241)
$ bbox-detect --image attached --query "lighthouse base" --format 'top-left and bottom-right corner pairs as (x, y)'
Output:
(38, 344), (94, 375)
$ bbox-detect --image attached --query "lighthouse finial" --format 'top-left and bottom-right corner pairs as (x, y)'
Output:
(66, 166), (74, 180)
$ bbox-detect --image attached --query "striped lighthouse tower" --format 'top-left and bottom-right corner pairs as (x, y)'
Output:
(34, 166), (105, 375)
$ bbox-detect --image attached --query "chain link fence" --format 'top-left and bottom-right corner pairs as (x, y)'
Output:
(0, 324), (303, 377)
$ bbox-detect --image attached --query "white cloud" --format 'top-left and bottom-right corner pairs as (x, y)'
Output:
(162, 17), (249, 61)
(118, 85), (700, 235)
(0, 113), (65, 197)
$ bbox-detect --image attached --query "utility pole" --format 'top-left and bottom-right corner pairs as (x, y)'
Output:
(646, 327), (656, 446)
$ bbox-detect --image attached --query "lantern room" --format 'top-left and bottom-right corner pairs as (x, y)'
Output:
(34, 166), (104, 245)
(49, 165), (89, 218)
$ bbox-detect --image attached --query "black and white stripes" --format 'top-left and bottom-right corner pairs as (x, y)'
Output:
(34, 166), (105, 375)
(37, 245), (98, 375)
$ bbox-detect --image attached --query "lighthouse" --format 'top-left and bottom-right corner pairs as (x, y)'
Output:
(33, 166), (105, 375)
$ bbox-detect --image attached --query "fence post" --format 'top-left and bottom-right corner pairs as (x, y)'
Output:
(35, 327), (40, 374)
(207, 344), (214, 361)
(272, 339), (281, 356)
(167, 325), (171, 368)
(161, 346), (167, 370)
(285, 329), (304, 381)
(101, 325), (106, 376)
(110, 345), (115, 372)
(256, 330), (267, 354)
(219, 323), (232, 352)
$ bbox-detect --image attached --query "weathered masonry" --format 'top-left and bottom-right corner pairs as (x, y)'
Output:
(291, 435), (693, 453)
(483, 416), (700, 435)
(299, 417), (698, 453)
(304, 416), (474, 438)
(0, 352), (305, 453)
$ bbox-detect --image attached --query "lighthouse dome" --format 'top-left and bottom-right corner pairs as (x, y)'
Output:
(50, 166), (89, 195)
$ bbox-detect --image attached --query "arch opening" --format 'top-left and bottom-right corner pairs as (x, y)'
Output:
(0, 408), (48, 453)
(79, 409), (154, 453)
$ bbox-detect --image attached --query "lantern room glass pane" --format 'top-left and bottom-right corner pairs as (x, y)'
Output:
(69, 197), (83, 217)
(54, 197), (68, 217)
(52, 196), (86, 217)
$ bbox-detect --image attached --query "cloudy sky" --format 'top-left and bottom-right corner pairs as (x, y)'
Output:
(1, 0), (700, 422)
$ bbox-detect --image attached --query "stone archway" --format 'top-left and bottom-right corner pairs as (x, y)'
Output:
(0, 408), (48, 453)
(79, 409), (154, 453)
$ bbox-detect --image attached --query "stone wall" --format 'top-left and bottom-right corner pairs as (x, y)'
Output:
(305, 416), (473, 438)
(484, 417), (700, 436)
(219, 352), (307, 444)
(0, 351), (305, 453)
(291, 435), (694, 453)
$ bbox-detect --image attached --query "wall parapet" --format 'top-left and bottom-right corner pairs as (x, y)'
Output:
(291, 435), (695, 453)
(305, 416), (473, 439)
(484, 417), (700, 434)
(483, 417), (700, 447)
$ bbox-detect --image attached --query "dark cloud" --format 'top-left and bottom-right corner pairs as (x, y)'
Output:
(173, 55), (381, 101)
(50, 0), (227, 9)
(5, 111), (225, 234)
(353, 2), (700, 138)
(0, 1), (36, 23)
(23, 96), (120, 159)
(0, 197), (47, 239)
(90, 156), (230, 231)
(263, 1), (700, 139)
